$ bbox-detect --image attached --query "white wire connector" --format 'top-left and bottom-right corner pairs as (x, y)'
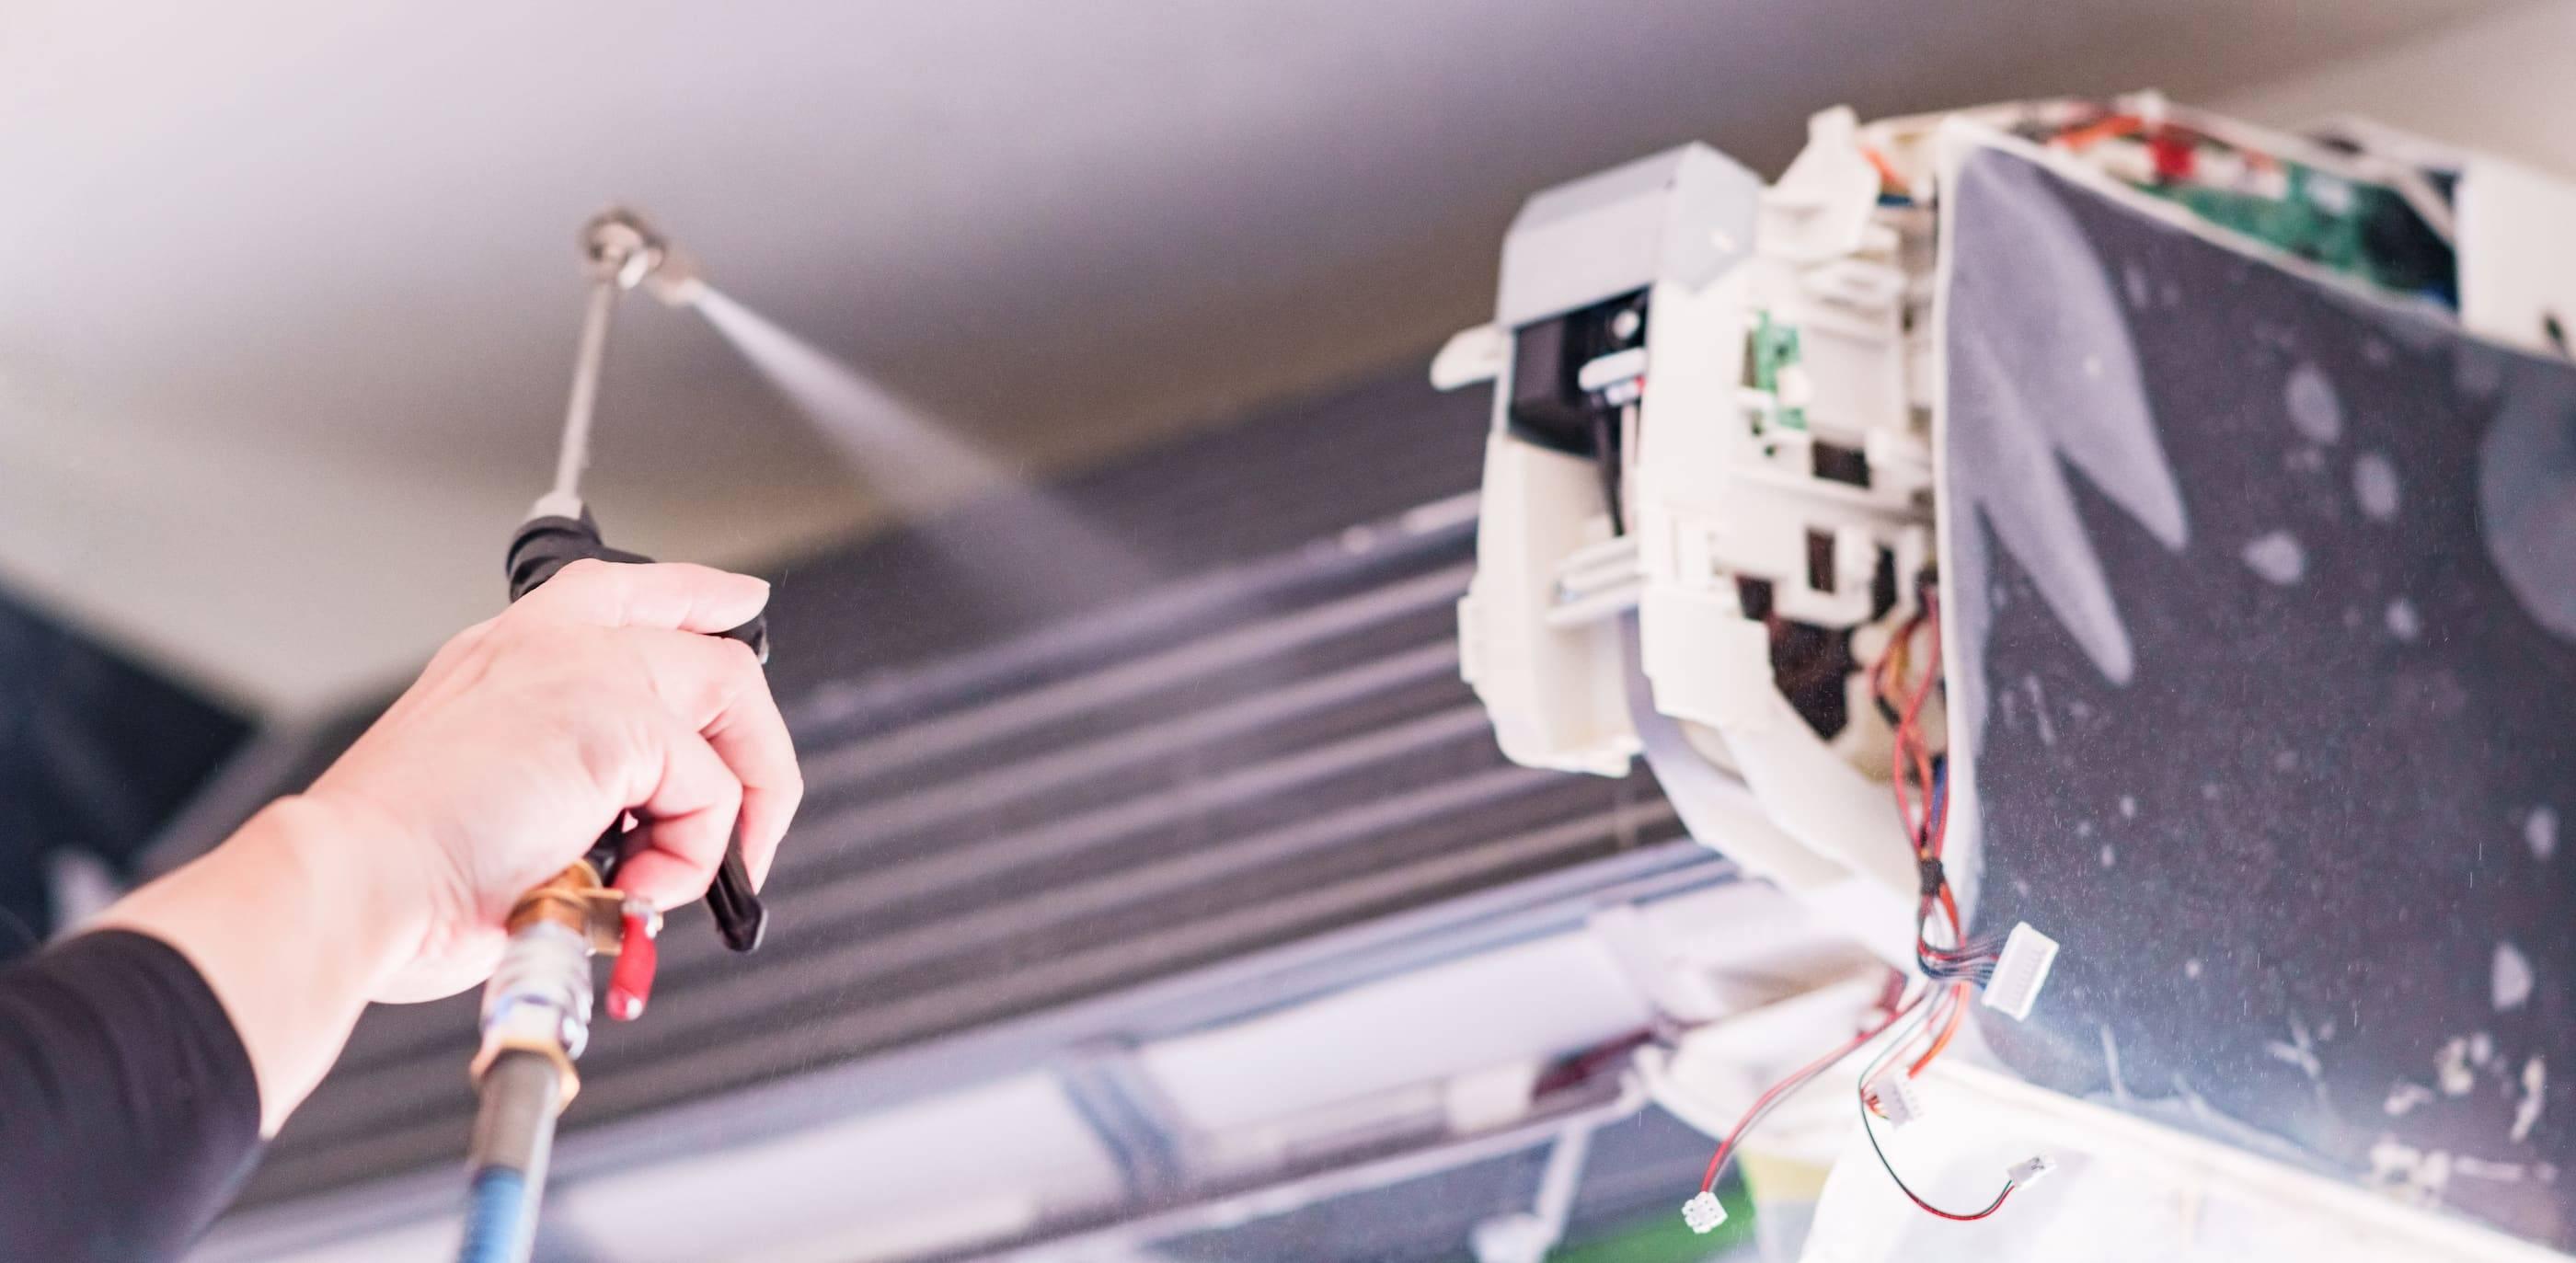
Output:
(1865, 1072), (1928, 1128)
(1980, 922), (2061, 1021)
(1681, 1190), (1729, 1234)
(2006, 1154), (2057, 1187)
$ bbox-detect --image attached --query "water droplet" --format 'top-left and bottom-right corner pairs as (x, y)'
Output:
(2285, 362), (2343, 444)
(2496, 942), (2536, 1012)
(2354, 451), (2401, 522)
(2123, 262), (2152, 309)
(2242, 531), (2307, 585)
(2386, 598), (2422, 642)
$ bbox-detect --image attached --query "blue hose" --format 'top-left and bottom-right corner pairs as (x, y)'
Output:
(456, 1167), (530, 1263)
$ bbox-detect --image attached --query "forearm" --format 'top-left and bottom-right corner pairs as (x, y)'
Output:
(96, 794), (430, 1137)
(69, 559), (793, 1150)
(0, 932), (266, 1259)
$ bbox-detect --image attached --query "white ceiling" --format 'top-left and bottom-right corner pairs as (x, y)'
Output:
(0, 0), (2523, 715)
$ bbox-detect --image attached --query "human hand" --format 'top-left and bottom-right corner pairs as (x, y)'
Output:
(303, 559), (803, 1003)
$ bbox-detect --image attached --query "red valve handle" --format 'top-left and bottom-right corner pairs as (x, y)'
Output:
(605, 909), (659, 1021)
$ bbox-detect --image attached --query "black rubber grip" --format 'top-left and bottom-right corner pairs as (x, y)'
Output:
(508, 514), (769, 663)
(506, 511), (769, 953)
(707, 833), (766, 952)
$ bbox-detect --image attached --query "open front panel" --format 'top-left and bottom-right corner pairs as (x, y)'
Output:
(1943, 142), (2576, 1246)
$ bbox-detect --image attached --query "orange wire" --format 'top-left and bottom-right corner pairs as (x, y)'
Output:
(1881, 590), (1968, 1078)
(1877, 617), (1924, 842)
(2054, 113), (2143, 151)
(1862, 145), (1905, 191)
(1909, 982), (1969, 1077)
(1906, 596), (1946, 839)
(1895, 608), (1943, 853)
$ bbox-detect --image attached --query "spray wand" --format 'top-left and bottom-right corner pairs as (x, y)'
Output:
(457, 208), (763, 1263)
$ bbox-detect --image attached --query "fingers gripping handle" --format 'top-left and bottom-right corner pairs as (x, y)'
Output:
(506, 511), (770, 954)
(506, 513), (770, 661)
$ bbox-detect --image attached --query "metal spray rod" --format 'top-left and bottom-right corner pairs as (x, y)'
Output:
(533, 212), (661, 519)
(459, 208), (764, 1263)
(547, 278), (616, 510)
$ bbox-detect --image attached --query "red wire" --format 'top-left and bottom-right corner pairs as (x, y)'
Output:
(1858, 591), (2019, 1214)
(1902, 1181), (2017, 1223)
(1881, 602), (1947, 860)
(1857, 996), (2022, 1222)
(1698, 990), (1925, 1193)
(1874, 591), (1972, 1084)
(1896, 604), (1943, 843)
(1878, 647), (1920, 842)
(1915, 592), (1950, 862)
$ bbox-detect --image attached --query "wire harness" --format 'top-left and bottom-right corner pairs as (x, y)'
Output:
(1673, 579), (2071, 1225)
(1853, 992), (2052, 1221)
(1871, 587), (1996, 1070)
(1865, 1069), (1928, 1129)
(1687, 977), (1922, 1212)
(1980, 923), (2061, 1022)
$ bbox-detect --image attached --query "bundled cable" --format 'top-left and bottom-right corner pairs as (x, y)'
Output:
(1869, 585), (2002, 1080)
(1851, 994), (2046, 1221)
(1695, 975), (1924, 1197)
(1679, 580), (2051, 1232)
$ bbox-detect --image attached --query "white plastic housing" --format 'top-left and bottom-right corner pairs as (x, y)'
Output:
(1980, 922), (2062, 1022)
(2006, 1154), (2058, 1187)
(1446, 108), (1937, 913)
(1866, 1071), (1927, 1129)
(1455, 436), (1639, 776)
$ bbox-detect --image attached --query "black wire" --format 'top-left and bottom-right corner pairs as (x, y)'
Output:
(1913, 890), (1999, 985)
(1857, 1090), (2017, 1221)
(1853, 1001), (2018, 1221)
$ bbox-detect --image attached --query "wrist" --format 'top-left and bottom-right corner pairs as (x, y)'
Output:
(91, 793), (436, 1136)
(248, 794), (438, 998)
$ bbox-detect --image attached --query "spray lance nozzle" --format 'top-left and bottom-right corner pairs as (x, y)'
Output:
(581, 206), (706, 308)
(580, 207), (662, 291)
(532, 207), (705, 525)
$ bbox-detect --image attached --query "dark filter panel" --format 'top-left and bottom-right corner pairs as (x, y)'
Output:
(1943, 144), (2576, 1246)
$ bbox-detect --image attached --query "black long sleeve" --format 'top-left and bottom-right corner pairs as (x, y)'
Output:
(0, 929), (264, 1261)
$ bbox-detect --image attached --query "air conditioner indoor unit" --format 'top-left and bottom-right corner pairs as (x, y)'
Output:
(186, 94), (2576, 1262)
